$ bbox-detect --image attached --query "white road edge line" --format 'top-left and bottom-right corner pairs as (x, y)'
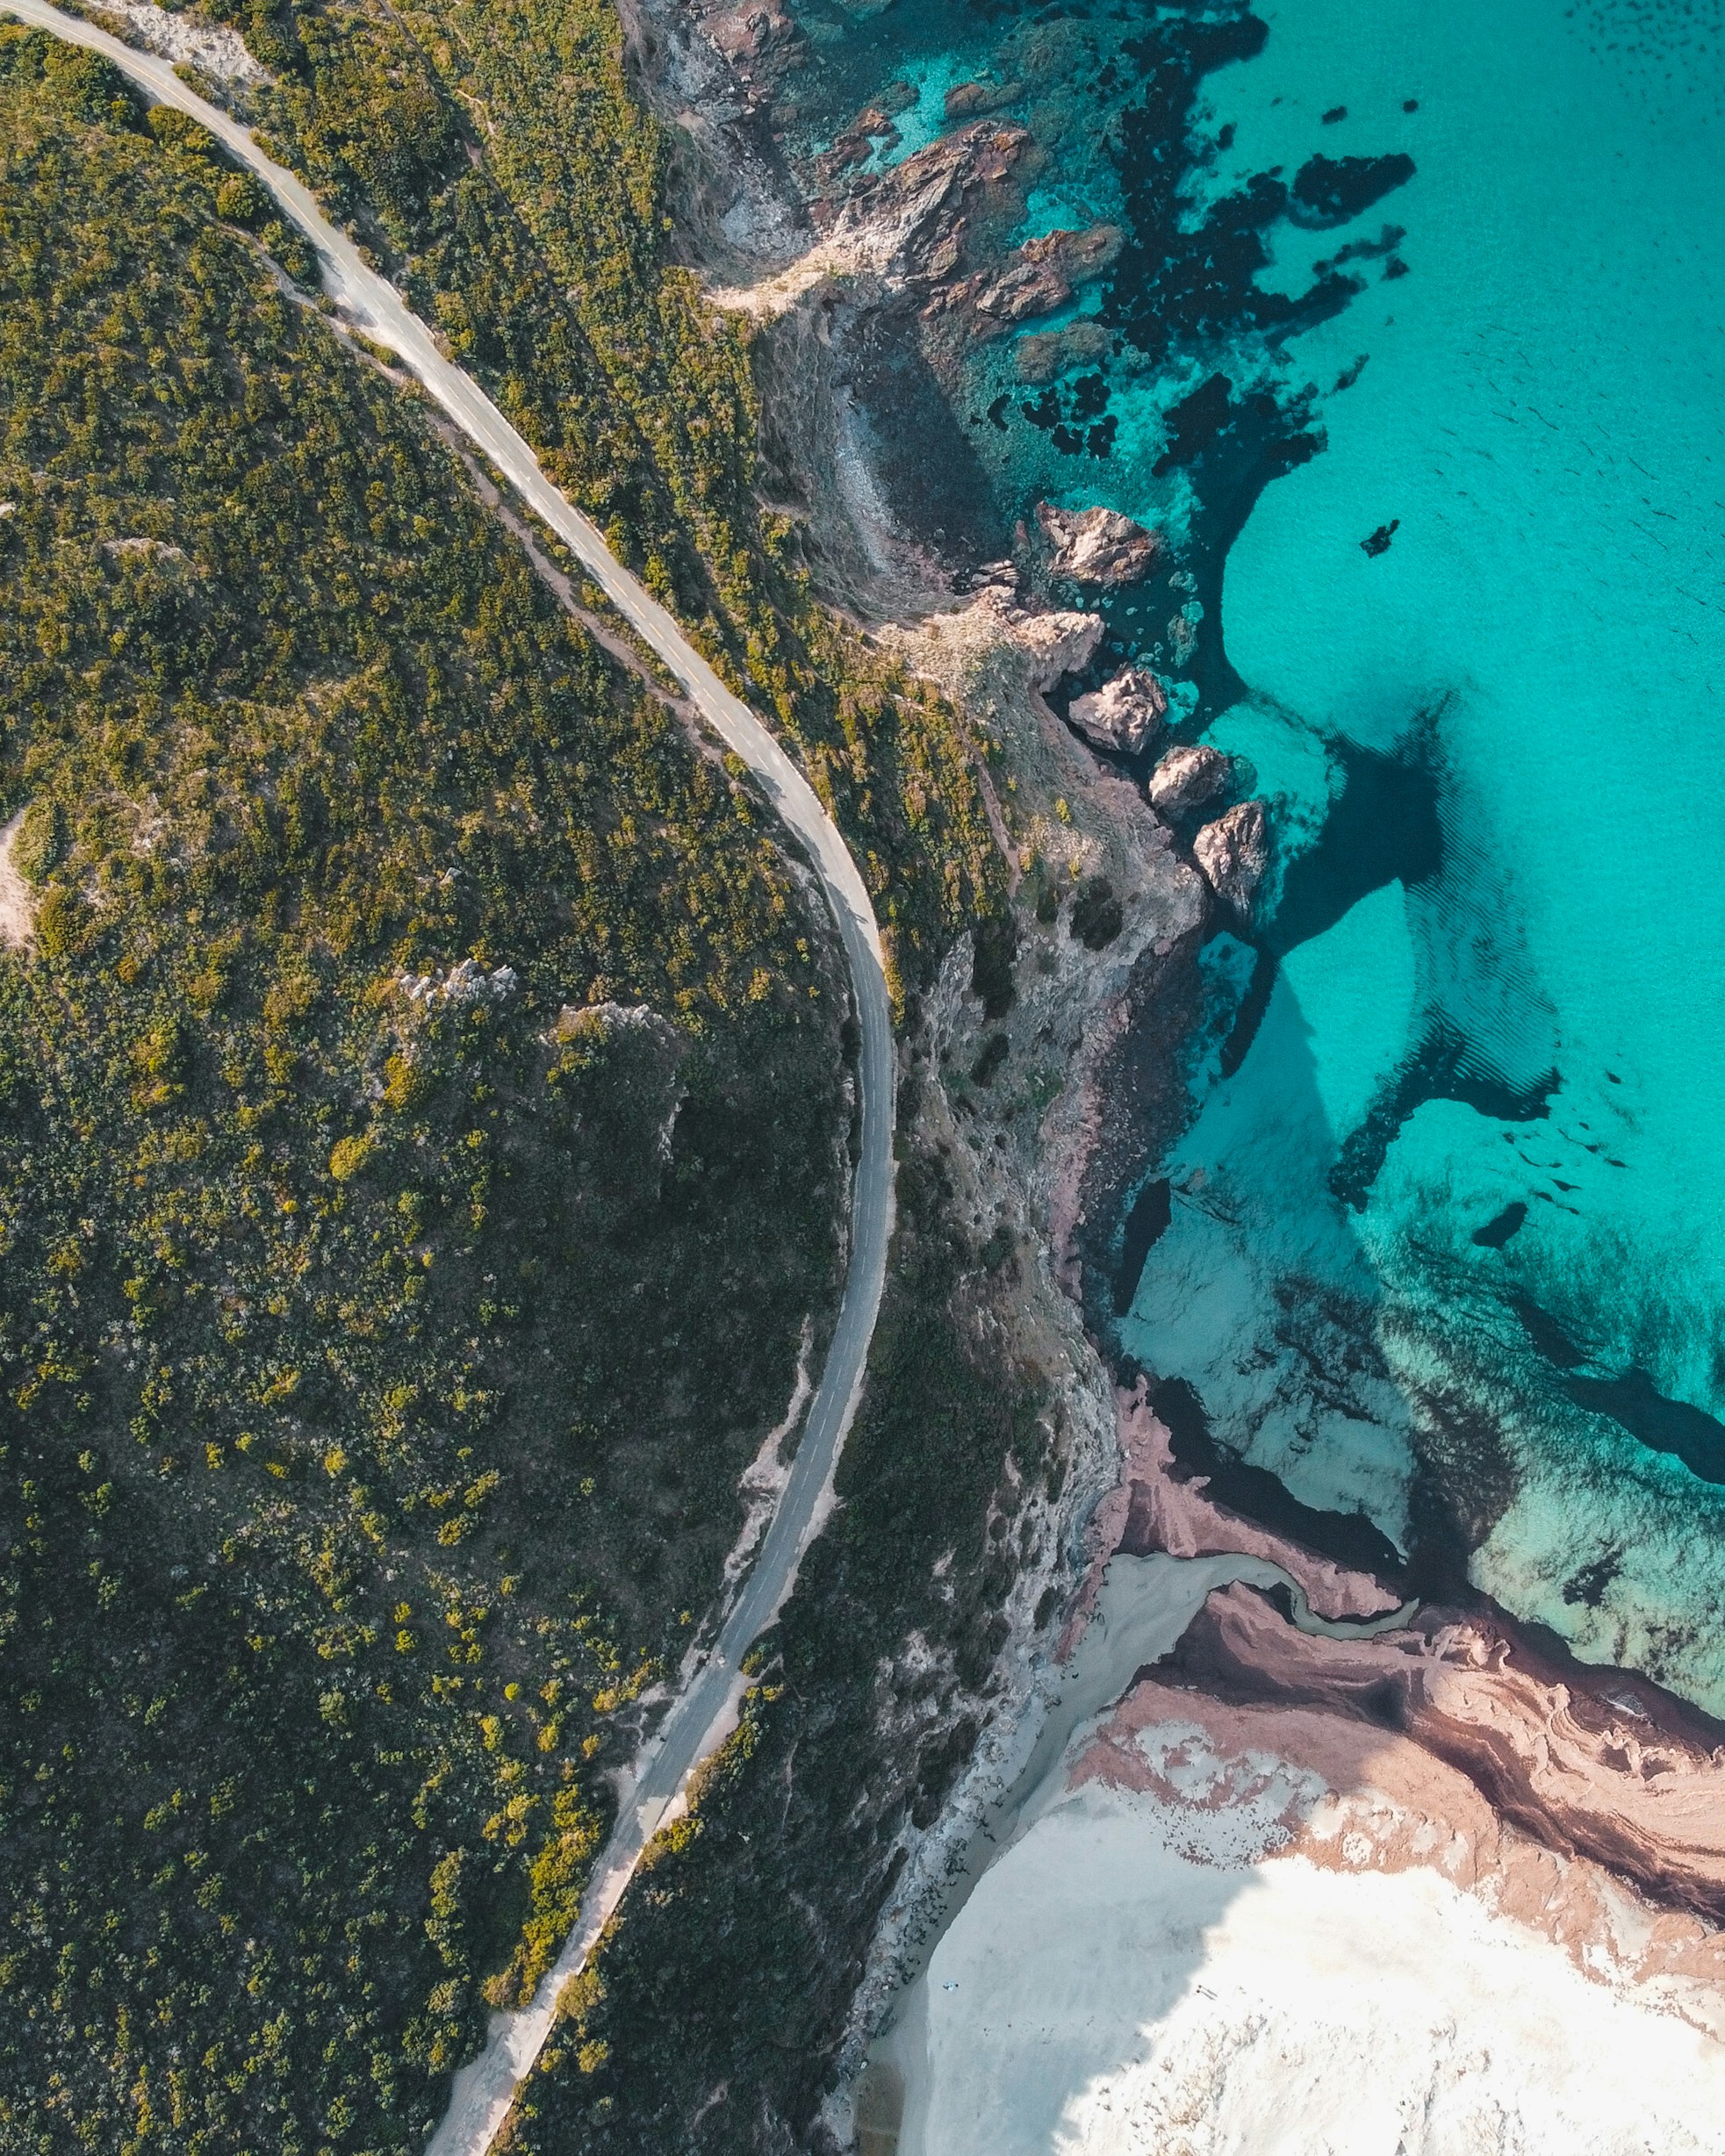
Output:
(0, 8), (899, 2148)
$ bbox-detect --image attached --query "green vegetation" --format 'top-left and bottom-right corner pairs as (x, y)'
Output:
(0, 38), (849, 2152)
(502, 1136), (1056, 2153)
(192, 0), (1006, 994)
(1069, 873), (1123, 951)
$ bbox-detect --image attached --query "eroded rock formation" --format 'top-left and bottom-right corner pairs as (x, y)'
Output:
(1192, 798), (1268, 911)
(1147, 742), (1231, 817)
(1037, 500), (1159, 586)
(973, 588), (1103, 692)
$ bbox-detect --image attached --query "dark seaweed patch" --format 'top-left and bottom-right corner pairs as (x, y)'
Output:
(1563, 1550), (1622, 1608)
(1332, 1017), (1557, 1212)
(1569, 1373), (1725, 1485)
(1513, 1298), (1725, 1486)
(1217, 941), (1278, 1079)
(1267, 739), (1441, 958)
(1471, 1201), (1527, 1248)
(1513, 1296), (1585, 1369)
(1112, 1176), (1171, 1316)
(1290, 151), (1417, 226)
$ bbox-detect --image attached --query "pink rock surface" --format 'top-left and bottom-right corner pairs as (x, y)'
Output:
(1068, 1579), (1725, 2004)
(1136, 1581), (1725, 1923)
(1062, 1382), (1400, 1654)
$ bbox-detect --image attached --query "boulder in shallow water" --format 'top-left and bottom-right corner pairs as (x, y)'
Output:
(1193, 800), (1269, 912)
(1037, 500), (1160, 586)
(1068, 667), (1168, 756)
(1014, 319), (1112, 384)
(944, 75), (1023, 122)
(1147, 742), (1232, 817)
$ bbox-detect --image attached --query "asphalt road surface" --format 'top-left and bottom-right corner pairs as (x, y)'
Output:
(2, 7), (899, 2147)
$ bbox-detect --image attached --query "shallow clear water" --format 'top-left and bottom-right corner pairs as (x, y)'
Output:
(1117, 0), (1725, 1706)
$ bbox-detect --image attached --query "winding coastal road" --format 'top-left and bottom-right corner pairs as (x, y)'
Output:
(1, 4), (897, 2147)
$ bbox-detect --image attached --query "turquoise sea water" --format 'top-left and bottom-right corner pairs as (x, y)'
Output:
(792, 0), (1725, 1707)
(1118, 0), (1725, 1705)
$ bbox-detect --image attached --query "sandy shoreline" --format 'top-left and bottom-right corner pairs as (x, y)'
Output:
(877, 1559), (1725, 2156)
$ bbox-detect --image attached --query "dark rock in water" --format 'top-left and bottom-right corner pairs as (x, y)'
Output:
(1322, 104), (1348, 124)
(1290, 150), (1418, 227)
(1036, 500), (1159, 586)
(1193, 800), (1269, 913)
(1362, 518), (1400, 556)
(1069, 666), (1168, 755)
(1147, 743), (1232, 818)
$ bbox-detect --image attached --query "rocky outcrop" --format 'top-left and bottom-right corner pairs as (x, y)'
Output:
(972, 588), (1103, 691)
(1151, 1581), (1725, 1929)
(1067, 667), (1168, 757)
(820, 121), (1031, 287)
(1146, 742), (1231, 817)
(969, 224), (1122, 327)
(944, 75), (1024, 122)
(1065, 1382), (1401, 1647)
(1192, 798), (1268, 912)
(692, 0), (804, 90)
(1037, 500), (1159, 586)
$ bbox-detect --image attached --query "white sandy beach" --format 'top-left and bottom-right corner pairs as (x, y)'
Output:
(895, 1765), (1725, 2156)
(872, 1556), (1725, 2156)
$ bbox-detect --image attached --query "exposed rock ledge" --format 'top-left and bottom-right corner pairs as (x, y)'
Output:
(969, 587), (1102, 693)
(1165, 1582), (1725, 1924)
(1066, 1382), (1403, 1642)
